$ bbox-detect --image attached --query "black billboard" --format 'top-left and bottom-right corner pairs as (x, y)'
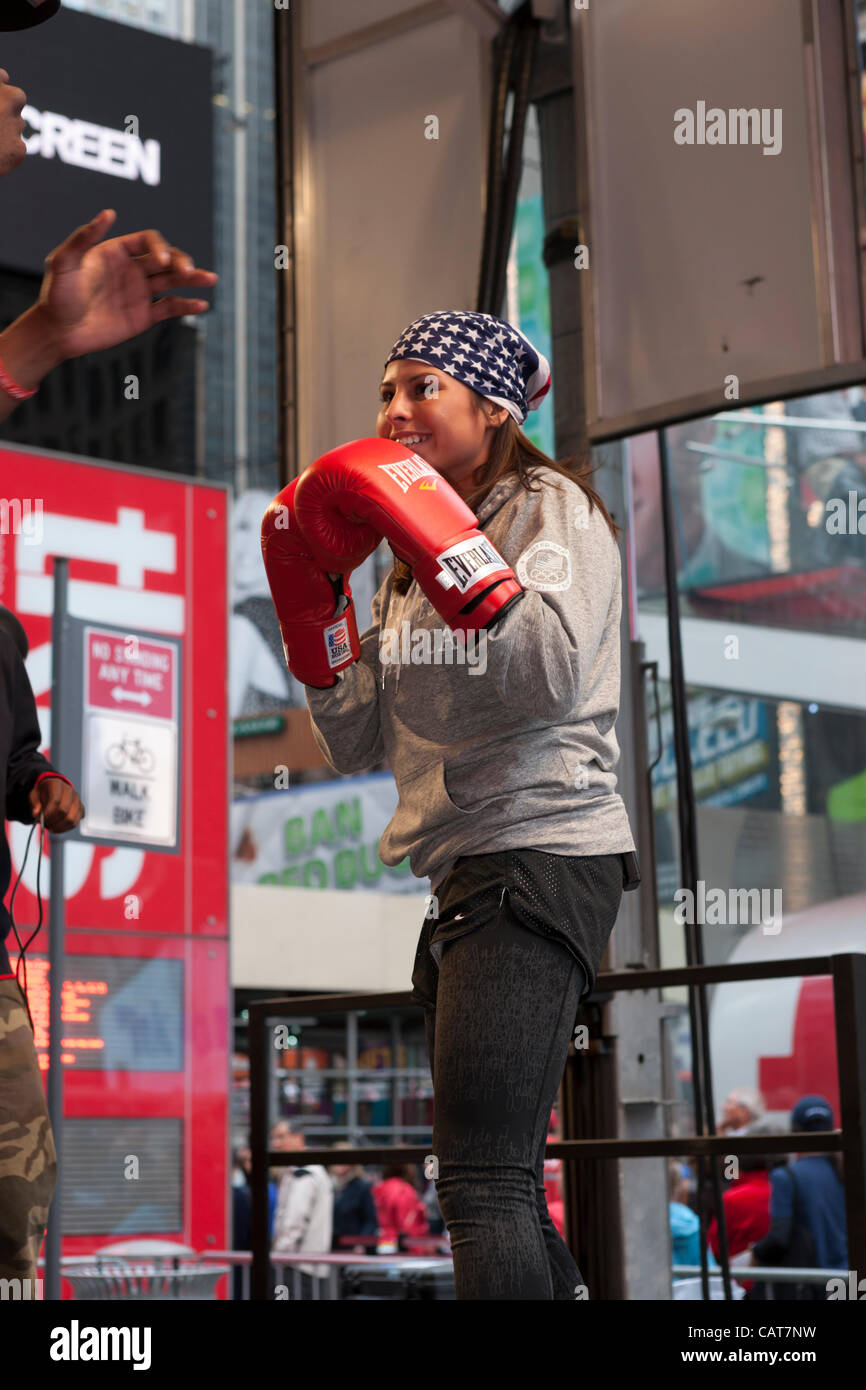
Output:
(0, 7), (213, 279)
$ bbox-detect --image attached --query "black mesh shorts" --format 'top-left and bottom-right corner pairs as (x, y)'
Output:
(409, 848), (627, 1011)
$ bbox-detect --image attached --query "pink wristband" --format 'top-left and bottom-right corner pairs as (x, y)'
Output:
(0, 355), (38, 401)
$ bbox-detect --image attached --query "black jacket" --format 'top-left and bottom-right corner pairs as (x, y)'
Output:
(0, 630), (62, 977)
(331, 1175), (378, 1249)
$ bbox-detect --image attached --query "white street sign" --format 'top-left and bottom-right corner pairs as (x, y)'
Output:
(82, 713), (178, 847)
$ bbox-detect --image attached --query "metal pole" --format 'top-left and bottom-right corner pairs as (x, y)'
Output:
(390, 1015), (401, 1147)
(347, 1011), (359, 1138)
(250, 1006), (269, 1300)
(832, 952), (866, 1276)
(656, 430), (733, 1300)
(233, 0), (249, 494)
(274, 0), (298, 488)
(45, 556), (69, 1302)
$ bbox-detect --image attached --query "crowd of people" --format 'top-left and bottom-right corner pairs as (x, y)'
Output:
(230, 1110), (570, 1299)
(230, 1089), (848, 1300)
(669, 1087), (848, 1299)
(231, 1120), (443, 1298)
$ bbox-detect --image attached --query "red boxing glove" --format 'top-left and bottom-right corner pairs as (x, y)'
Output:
(294, 439), (524, 634)
(261, 478), (378, 688)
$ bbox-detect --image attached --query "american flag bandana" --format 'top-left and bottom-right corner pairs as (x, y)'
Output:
(383, 311), (551, 425)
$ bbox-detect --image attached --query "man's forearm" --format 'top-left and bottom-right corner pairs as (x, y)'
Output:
(0, 305), (64, 424)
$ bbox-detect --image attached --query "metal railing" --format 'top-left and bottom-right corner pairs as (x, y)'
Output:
(673, 1265), (848, 1287)
(201, 1250), (454, 1301)
(214, 1252), (851, 1301)
(249, 952), (866, 1301)
(28, 1250), (853, 1301)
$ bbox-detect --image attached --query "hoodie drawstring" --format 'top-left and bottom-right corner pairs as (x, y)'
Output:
(382, 582), (421, 691)
(394, 584), (421, 694)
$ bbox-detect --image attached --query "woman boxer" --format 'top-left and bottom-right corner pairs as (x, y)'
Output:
(282, 310), (638, 1299)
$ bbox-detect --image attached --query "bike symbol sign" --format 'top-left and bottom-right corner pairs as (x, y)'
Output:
(105, 736), (155, 776)
(80, 627), (180, 849)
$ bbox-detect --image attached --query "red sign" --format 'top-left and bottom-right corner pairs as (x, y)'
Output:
(0, 446), (230, 1268)
(0, 446), (228, 937)
(86, 630), (177, 721)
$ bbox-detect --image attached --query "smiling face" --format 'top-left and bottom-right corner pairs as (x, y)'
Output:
(0, 65), (28, 178)
(376, 358), (509, 500)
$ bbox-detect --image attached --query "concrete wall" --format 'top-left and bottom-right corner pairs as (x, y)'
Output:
(231, 881), (430, 992)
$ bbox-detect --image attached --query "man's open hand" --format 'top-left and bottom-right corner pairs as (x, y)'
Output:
(34, 208), (218, 361)
(28, 777), (85, 833)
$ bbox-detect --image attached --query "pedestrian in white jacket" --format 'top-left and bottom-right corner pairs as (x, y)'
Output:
(271, 1125), (333, 1286)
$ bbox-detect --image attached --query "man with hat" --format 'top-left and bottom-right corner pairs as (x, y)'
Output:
(750, 1095), (847, 1299)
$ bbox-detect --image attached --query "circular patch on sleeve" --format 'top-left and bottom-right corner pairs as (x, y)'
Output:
(515, 540), (572, 592)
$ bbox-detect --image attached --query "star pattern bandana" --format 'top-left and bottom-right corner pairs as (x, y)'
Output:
(384, 311), (551, 425)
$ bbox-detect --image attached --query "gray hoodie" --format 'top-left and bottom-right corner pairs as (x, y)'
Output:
(304, 465), (636, 889)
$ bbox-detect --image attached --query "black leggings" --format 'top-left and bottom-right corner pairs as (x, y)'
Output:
(423, 899), (587, 1300)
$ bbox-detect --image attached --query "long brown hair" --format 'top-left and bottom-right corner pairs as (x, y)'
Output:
(391, 391), (620, 594)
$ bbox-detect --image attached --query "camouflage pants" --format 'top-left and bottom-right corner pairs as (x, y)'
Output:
(0, 978), (57, 1282)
